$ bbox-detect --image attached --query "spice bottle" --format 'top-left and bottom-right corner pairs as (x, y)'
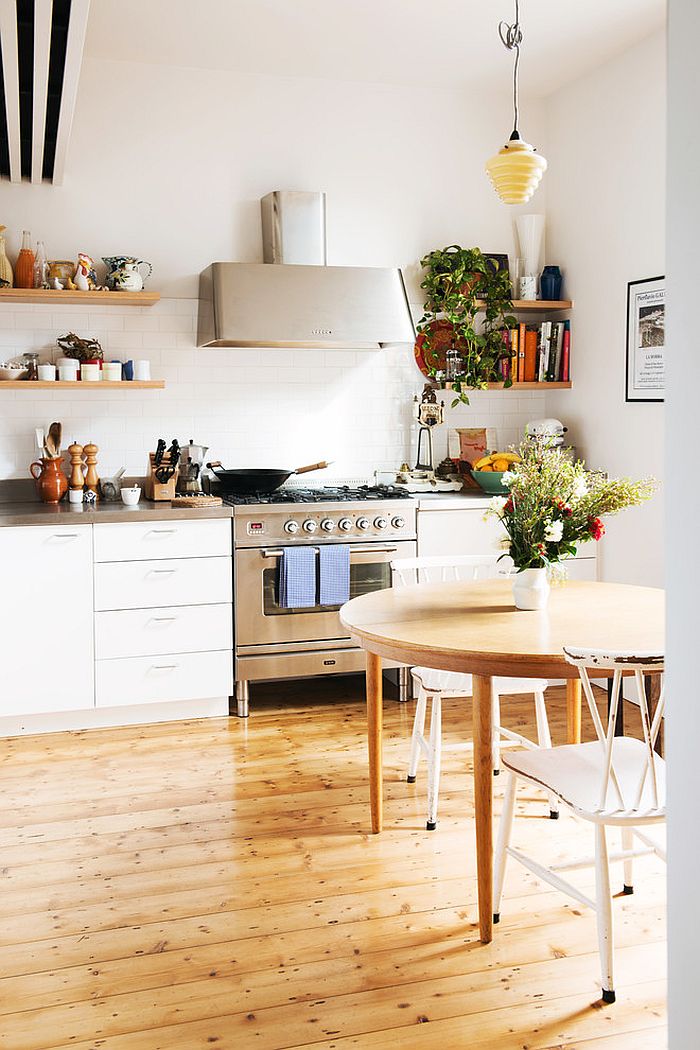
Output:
(15, 231), (35, 290)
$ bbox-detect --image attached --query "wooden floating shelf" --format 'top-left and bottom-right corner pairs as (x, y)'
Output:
(0, 380), (165, 389)
(475, 299), (573, 311)
(0, 288), (160, 306)
(487, 381), (572, 390)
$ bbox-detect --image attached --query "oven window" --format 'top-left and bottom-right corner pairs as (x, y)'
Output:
(262, 560), (391, 615)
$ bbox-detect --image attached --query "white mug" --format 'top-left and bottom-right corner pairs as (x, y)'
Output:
(103, 362), (122, 381)
(68, 487), (84, 504)
(37, 363), (56, 381)
(81, 363), (101, 382)
(134, 359), (151, 381)
(58, 364), (77, 381)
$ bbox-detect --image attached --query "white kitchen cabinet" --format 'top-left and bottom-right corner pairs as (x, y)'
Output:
(0, 525), (94, 715)
(94, 556), (232, 611)
(95, 650), (233, 708)
(93, 518), (231, 563)
(417, 503), (598, 578)
(95, 603), (233, 660)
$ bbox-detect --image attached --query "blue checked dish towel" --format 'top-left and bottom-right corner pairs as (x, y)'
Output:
(319, 544), (351, 606)
(279, 546), (317, 608)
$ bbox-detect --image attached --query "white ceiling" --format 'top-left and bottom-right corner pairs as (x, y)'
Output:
(85, 0), (666, 96)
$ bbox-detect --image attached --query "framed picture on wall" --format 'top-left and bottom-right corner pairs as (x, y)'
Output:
(626, 275), (665, 403)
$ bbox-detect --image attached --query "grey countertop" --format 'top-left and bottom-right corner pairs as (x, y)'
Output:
(415, 490), (492, 510)
(0, 500), (233, 527)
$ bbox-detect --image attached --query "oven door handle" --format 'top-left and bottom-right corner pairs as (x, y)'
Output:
(261, 545), (400, 558)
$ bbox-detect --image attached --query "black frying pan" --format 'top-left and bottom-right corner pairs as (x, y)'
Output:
(207, 460), (330, 495)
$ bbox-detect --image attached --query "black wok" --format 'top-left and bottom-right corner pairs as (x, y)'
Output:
(207, 460), (330, 495)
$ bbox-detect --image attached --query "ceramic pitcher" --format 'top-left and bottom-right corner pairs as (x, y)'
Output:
(30, 457), (68, 504)
(111, 258), (153, 292)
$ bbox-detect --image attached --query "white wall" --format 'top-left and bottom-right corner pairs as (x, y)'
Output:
(0, 58), (548, 479)
(666, 1), (700, 1045)
(544, 33), (666, 586)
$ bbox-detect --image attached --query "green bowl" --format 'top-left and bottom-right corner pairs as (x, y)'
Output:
(471, 469), (509, 495)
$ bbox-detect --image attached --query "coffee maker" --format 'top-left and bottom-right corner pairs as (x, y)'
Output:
(177, 440), (209, 494)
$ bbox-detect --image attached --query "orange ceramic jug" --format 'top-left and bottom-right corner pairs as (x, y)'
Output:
(30, 457), (68, 504)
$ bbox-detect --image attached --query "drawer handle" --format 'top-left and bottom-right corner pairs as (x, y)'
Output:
(146, 529), (178, 536)
(149, 664), (179, 673)
(148, 616), (178, 624)
(49, 532), (80, 541)
(148, 568), (177, 576)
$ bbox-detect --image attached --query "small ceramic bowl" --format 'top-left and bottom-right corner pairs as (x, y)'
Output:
(120, 486), (141, 506)
(0, 364), (28, 381)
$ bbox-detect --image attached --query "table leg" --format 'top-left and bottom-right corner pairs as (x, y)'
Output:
(473, 674), (494, 943)
(366, 651), (383, 834)
(566, 678), (582, 744)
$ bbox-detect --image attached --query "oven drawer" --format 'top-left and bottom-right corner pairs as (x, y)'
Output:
(93, 519), (232, 563)
(236, 647), (402, 682)
(95, 557), (232, 611)
(95, 650), (233, 707)
(95, 603), (232, 660)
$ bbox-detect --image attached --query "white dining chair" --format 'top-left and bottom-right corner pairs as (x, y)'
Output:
(493, 646), (666, 1004)
(391, 554), (556, 830)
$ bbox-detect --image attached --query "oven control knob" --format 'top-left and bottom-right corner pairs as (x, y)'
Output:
(391, 515), (406, 529)
(338, 517), (353, 531)
(284, 520), (300, 534)
(302, 519), (318, 533)
(320, 518), (335, 532)
(374, 516), (389, 530)
(356, 517), (370, 531)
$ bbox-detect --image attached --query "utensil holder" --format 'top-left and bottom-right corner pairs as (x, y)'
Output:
(146, 452), (179, 501)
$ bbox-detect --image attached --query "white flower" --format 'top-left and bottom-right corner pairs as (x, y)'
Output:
(572, 475), (588, 498)
(500, 470), (516, 487)
(489, 495), (508, 517)
(544, 519), (564, 542)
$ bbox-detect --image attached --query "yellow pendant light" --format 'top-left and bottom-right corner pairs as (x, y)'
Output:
(485, 0), (547, 205)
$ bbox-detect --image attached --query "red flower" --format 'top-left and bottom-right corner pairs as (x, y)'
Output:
(504, 497), (514, 513)
(588, 516), (605, 541)
(554, 498), (573, 517)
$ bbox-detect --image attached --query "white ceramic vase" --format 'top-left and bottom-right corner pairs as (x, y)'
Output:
(512, 567), (550, 610)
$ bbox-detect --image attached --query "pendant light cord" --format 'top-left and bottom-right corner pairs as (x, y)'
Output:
(498, 0), (523, 139)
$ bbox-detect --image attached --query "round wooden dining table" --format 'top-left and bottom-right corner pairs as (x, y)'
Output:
(340, 577), (665, 944)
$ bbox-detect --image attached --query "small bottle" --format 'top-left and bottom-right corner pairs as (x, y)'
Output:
(33, 240), (48, 289)
(0, 225), (13, 287)
(15, 231), (35, 290)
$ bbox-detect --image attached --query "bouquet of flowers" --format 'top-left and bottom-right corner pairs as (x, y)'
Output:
(487, 440), (655, 572)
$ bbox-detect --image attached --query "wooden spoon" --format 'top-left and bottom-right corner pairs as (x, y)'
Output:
(46, 421), (62, 459)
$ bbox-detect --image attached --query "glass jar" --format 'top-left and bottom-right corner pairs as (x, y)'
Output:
(22, 352), (39, 381)
(15, 230), (34, 290)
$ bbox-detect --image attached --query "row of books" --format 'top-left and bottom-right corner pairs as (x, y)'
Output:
(498, 320), (571, 383)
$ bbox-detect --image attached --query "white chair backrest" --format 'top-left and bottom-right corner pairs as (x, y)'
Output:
(563, 646), (666, 817)
(391, 553), (500, 588)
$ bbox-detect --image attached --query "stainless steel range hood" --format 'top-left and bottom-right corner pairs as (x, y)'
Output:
(197, 191), (415, 350)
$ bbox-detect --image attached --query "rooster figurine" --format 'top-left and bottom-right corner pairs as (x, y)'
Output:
(73, 252), (98, 291)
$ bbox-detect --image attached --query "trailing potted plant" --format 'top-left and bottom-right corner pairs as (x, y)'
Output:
(486, 440), (656, 609)
(416, 245), (516, 404)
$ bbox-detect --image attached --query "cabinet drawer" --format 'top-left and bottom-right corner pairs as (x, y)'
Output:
(95, 603), (232, 660)
(93, 519), (231, 563)
(95, 557), (232, 611)
(95, 650), (233, 708)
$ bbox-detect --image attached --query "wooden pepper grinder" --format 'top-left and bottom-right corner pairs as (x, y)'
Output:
(83, 442), (99, 498)
(68, 442), (85, 491)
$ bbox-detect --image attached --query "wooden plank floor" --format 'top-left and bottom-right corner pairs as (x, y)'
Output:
(0, 679), (667, 1049)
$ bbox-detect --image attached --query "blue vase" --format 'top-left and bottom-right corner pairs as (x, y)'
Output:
(540, 266), (562, 300)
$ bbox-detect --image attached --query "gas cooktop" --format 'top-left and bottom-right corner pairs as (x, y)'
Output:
(220, 485), (413, 506)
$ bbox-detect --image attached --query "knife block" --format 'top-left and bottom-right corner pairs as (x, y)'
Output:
(145, 452), (178, 501)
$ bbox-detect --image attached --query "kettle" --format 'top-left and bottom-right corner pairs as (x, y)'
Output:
(177, 440), (209, 493)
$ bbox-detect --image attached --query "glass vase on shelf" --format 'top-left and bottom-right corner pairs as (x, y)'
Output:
(15, 231), (35, 290)
(33, 241), (48, 289)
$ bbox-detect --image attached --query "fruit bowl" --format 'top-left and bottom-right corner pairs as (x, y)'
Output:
(471, 469), (509, 495)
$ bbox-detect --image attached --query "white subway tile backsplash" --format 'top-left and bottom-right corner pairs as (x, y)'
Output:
(0, 297), (544, 480)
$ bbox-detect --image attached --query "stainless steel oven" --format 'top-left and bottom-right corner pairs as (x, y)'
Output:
(231, 496), (417, 716)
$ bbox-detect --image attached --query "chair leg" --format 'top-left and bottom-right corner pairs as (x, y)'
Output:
(534, 689), (559, 819)
(594, 824), (616, 1004)
(492, 689), (501, 775)
(622, 827), (634, 894)
(425, 693), (442, 830)
(493, 770), (517, 923)
(407, 685), (427, 783)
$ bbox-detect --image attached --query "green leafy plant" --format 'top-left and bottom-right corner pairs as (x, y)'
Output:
(417, 245), (516, 404)
(486, 440), (656, 570)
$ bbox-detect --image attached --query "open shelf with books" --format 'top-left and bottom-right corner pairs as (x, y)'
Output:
(497, 315), (572, 386)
